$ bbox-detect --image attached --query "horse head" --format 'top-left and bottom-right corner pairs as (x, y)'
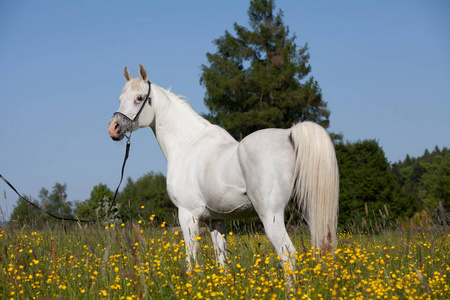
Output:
(108, 64), (154, 141)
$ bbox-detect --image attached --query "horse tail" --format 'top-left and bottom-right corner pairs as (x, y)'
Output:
(289, 121), (339, 253)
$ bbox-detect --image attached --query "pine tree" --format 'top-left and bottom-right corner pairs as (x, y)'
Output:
(200, 0), (330, 140)
(335, 140), (417, 228)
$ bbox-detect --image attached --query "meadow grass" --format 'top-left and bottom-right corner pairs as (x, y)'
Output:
(0, 216), (449, 299)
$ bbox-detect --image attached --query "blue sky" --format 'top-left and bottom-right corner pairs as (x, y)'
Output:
(1, 0), (449, 219)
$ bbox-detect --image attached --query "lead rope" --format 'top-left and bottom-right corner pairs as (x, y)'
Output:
(1, 81), (150, 224)
(1, 134), (132, 223)
(104, 132), (132, 218)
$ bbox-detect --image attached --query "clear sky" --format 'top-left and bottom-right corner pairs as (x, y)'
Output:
(1, 0), (449, 220)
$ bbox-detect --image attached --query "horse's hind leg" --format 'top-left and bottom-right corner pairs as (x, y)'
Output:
(260, 209), (297, 271)
(238, 131), (297, 274)
(210, 219), (227, 267)
(240, 165), (297, 272)
(247, 193), (297, 287)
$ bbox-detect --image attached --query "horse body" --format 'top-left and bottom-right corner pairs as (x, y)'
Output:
(108, 65), (339, 273)
(166, 128), (255, 218)
(149, 87), (254, 218)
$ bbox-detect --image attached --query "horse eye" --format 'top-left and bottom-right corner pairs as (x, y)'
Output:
(135, 95), (143, 102)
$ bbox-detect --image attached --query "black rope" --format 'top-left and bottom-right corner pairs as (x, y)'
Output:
(104, 139), (131, 217)
(0, 81), (151, 224)
(1, 173), (90, 222)
(0, 139), (132, 223)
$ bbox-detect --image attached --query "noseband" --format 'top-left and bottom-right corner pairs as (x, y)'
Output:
(113, 80), (152, 135)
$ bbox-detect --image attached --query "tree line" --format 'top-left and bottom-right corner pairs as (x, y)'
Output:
(7, 0), (449, 228)
(9, 144), (449, 229)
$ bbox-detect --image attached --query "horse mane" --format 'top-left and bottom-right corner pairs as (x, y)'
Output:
(159, 86), (211, 127)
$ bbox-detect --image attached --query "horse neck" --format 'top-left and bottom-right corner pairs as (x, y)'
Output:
(151, 85), (209, 162)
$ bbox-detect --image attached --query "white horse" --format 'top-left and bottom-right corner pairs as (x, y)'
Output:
(108, 65), (339, 273)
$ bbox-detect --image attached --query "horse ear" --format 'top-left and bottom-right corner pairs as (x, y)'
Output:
(139, 64), (148, 82)
(124, 66), (133, 82)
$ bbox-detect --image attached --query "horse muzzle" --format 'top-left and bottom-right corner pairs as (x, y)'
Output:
(108, 113), (133, 141)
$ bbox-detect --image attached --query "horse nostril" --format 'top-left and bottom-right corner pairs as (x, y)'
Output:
(114, 123), (119, 131)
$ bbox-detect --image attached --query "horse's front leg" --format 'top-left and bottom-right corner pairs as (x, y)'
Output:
(210, 219), (227, 267)
(178, 208), (200, 271)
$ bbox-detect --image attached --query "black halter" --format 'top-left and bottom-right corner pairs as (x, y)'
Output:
(113, 80), (152, 136)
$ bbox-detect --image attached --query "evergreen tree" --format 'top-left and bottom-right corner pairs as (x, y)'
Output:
(336, 140), (415, 228)
(393, 146), (450, 216)
(392, 146), (450, 213)
(200, 0), (330, 140)
(422, 151), (450, 211)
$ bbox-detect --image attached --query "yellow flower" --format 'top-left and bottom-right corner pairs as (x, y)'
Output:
(313, 263), (322, 272)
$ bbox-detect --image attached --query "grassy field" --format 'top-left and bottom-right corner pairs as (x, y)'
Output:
(0, 216), (449, 300)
